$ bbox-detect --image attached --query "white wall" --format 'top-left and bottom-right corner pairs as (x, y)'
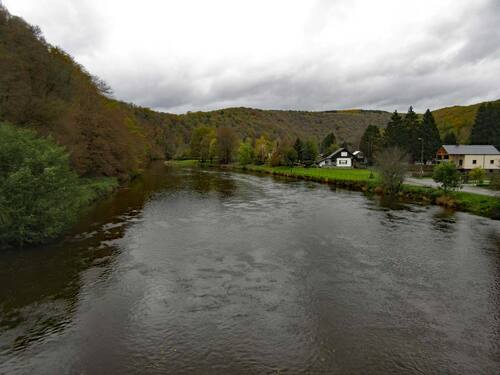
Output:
(336, 158), (352, 167)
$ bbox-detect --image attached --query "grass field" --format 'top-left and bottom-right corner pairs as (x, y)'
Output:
(243, 165), (377, 183)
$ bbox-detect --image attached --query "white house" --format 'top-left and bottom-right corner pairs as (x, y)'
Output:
(318, 147), (357, 168)
(436, 145), (500, 171)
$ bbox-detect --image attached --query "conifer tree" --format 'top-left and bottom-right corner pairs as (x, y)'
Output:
(470, 103), (500, 145)
(359, 125), (381, 164)
(320, 132), (336, 154)
(384, 110), (405, 148)
(420, 109), (442, 162)
(404, 106), (421, 161)
(293, 138), (304, 161)
(443, 131), (457, 145)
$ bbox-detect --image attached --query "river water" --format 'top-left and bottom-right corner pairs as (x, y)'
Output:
(1, 163), (499, 374)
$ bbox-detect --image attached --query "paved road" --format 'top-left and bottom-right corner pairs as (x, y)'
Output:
(405, 177), (499, 197)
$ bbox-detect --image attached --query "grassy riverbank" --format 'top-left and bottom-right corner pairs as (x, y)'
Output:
(167, 160), (500, 219)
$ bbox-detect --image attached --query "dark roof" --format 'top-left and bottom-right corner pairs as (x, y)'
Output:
(442, 145), (499, 155)
(319, 147), (354, 162)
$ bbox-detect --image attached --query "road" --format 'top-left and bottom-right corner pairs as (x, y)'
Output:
(405, 177), (499, 197)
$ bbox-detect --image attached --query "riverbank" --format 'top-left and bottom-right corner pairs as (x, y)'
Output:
(166, 160), (500, 219)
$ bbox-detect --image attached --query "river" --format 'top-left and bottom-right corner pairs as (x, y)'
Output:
(1, 163), (499, 374)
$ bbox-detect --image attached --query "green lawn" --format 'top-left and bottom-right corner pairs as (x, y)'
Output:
(243, 165), (377, 183)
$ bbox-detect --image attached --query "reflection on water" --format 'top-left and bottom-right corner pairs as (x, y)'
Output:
(1, 162), (499, 374)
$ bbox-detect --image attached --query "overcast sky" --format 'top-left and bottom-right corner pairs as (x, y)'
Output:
(4, 0), (500, 114)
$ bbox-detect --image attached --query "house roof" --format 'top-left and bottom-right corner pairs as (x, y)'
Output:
(319, 147), (353, 162)
(442, 145), (500, 155)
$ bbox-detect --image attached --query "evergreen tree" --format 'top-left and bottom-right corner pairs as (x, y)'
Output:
(404, 106), (421, 161)
(320, 132), (336, 154)
(470, 103), (500, 145)
(384, 110), (405, 148)
(443, 131), (457, 145)
(302, 140), (318, 166)
(359, 125), (381, 164)
(420, 109), (442, 162)
(293, 137), (304, 162)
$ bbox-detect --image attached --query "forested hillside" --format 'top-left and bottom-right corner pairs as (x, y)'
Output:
(0, 5), (393, 178)
(0, 6), (169, 180)
(432, 100), (500, 143)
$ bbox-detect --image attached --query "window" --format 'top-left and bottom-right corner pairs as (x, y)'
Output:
(444, 155), (449, 159)
(459, 160), (463, 166)
(472, 160), (477, 164)
(341, 152), (347, 157)
(491, 160), (495, 165)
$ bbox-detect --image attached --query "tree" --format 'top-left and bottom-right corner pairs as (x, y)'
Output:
(302, 140), (318, 166)
(320, 133), (336, 154)
(374, 147), (408, 195)
(190, 126), (213, 160)
(404, 106), (422, 162)
(284, 146), (298, 167)
(433, 162), (462, 194)
(208, 138), (218, 162)
(470, 102), (500, 145)
(419, 109), (442, 163)
(468, 167), (485, 185)
(216, 127), (239, 164)
(238, 140), (254, 166)
(0, 123), (81, 248)
(384, 110), (407, 149)
(359, 125), (381, 164)
(255, 135), (271, 165)
(293, 138), (304, 162)
(443, 131), (457, 145)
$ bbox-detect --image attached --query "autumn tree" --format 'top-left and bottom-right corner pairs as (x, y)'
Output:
(216, 127), (239, 164)
(375, 147), (409, 195)
(254, 135), (271, 165)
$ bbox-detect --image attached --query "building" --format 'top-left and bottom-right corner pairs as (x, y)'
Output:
(436, 145), (500, 171)
(318, 147), (359, 168)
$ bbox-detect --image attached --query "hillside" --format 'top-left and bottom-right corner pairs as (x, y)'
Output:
(0, 6), (168, 180)
(432, 100), (500, 143)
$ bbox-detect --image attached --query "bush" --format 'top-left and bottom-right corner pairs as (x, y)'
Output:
(0, 123), (82, 248)
(468, 167), (485, 185)
(432, 162), (462, 194)
(490, 173), (500, 190)
(375, 147), (408, 195)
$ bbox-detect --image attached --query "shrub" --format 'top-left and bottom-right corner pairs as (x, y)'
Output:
(468, 167), (485, 185)
(0, 123), (82, 248)
(374, 147), (408, 195)
(432, 162), (462, 194)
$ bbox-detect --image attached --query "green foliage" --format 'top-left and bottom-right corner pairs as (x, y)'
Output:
(190, 126), (214, 160)
(420, 109), (442, 162)
(443, 131), (457, 145)
(470, 102), (500, 145)
(468, 167), (485, 185)
(238, 141), (254, 166)
(0, 124), (80, 248)
(254, 136), (271, 165)
(489, 174), (500, 190)
(293, 138), (304, 161)
(432, 162), (462, 194)
(284, 146), (298, 167)
(320, 133), (336, 154)
(216, 127), (239, 164)
(384, 110), (407, 149)
(302, 140), (319, 166)
(359, 125), (381, 164)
